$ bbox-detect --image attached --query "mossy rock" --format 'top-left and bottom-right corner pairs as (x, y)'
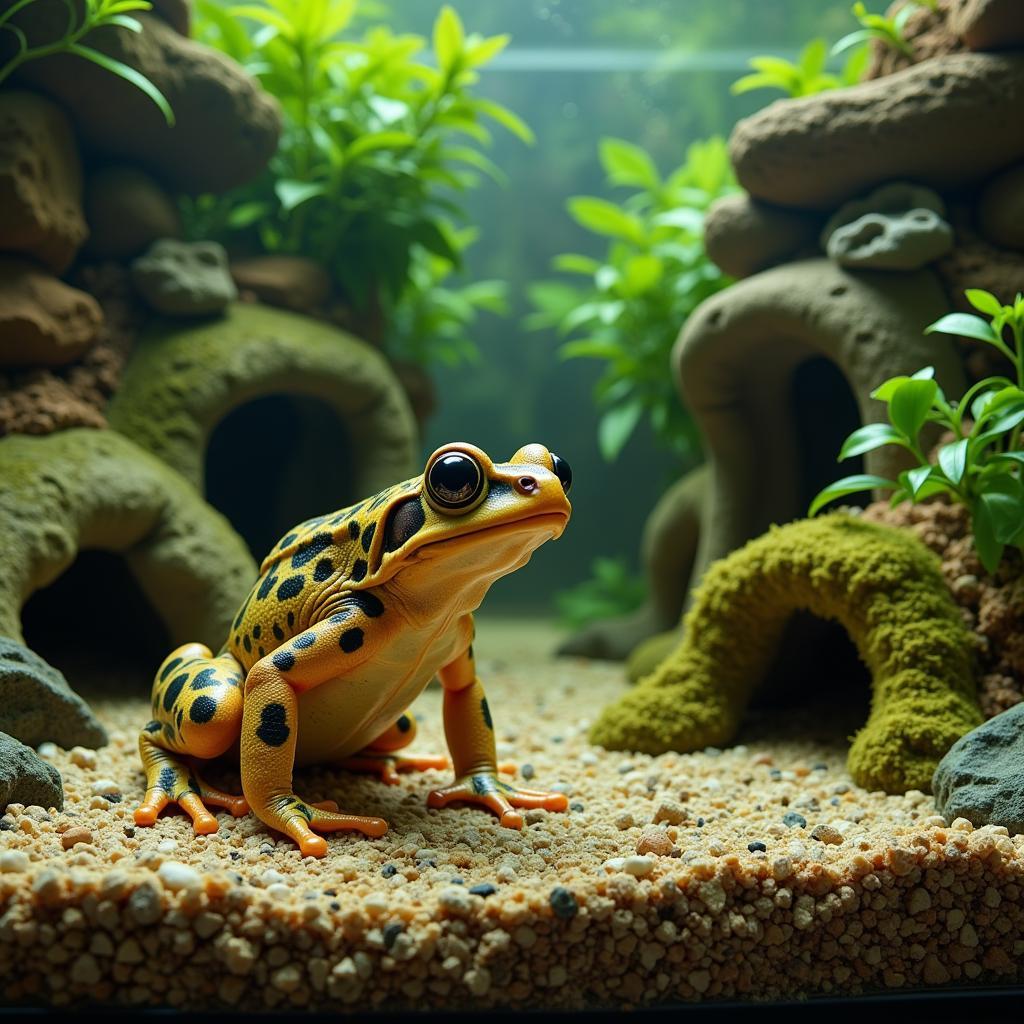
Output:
(107, 301), (419, 497)
(0, 428), (256, 654)
(591, 515), (982, 794)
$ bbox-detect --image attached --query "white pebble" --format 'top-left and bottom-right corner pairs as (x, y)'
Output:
(157, 839), (178, 853)
(91, 779), (122, 797)
(261, 868), (287, 886)
(70, 746), (97, 769)
(0, 850), (30, 872)
(622, 855), (655, 878)
(267, 883), (291, 899)
(549, 782), (573, 795)
(36, 743), (59, 760)
(157, 861), (202, 892)
(579, 751), (598, 766)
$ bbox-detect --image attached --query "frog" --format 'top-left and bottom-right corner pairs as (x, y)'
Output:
(133, 442), (573, 857)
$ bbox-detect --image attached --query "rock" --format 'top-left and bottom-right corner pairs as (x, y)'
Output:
(0, 637), (105, 749)
(671, 259), (964, 595)
(11, 10), (280, 194)
(951, 0), (1024, 52)
(731, 53), (1024, 211)
(864, 2), (963, 80)
(0, 731), (63, 810)
(557, 465), (706, 662)
(131, 239), (237, 316)
(150, 0), (191, 36)
(0, 91), (87, 273)
(230, 256), (332, 314)
(107, 302), (419, 500)
(703, 193), (821, 278)
(935, 234), (1024, 320)
(977, 163), (1024, 250)
(0, 259), (103, 368)
(83, 166), (182, 260)
(933, 702), (1024, 833)
(822, 183), (954, 270)
(0, 429), (256, 654)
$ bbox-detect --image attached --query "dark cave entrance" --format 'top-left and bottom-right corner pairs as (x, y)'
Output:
(21, 549), (172, 698)
(204, 394), (356, 561)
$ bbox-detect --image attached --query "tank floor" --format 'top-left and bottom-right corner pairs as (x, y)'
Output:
(1, 616), (1021, 1010)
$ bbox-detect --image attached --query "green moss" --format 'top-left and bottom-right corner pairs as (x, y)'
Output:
(589, 514), (982, 794)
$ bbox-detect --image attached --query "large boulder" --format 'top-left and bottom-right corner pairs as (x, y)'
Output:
(83, 165), (182, 260)
(11, 8), (281, 194)
(0, 731), (63, 810)
(933, 702), (1024, 833)
(0, 637), (105, 749)
(0, 91), (87, 273)
(230, 256), (333, 315)
(0, 258), (103, 367)
(730, 52), (1024, 211)
(977, 163), (1024, 251)
(951, 0), (1024, 52)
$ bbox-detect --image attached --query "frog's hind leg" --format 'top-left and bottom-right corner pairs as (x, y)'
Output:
(134, 643), (249, 834)
(336, 713), (449, 785)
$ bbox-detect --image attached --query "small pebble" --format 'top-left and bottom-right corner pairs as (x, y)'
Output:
(636, 826), (673, 857)
(747, 841), (767, 853)
(782, 812), (807, 829)
(70, 747), (97, 769)
(810, 824), (844, 845)
(90, 779), (122, 798)
(653, 800), (685, 826)
(622, 855), (655, 878)
(36, 742), (59, 760)
(0, 850), (29, 872)
(381, 864), (398, 878)
(382, 923), (405, 950)
(549, 886), (578, 920)
(520, 763), (535, 780)
(61, 826), (93, 851)
(469, 883), (496, 897)
(157, 861), (202, 891)
(614, 812), (634, 830)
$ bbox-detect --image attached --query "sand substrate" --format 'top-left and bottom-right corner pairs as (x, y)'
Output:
(1, 618), (1022, 1011)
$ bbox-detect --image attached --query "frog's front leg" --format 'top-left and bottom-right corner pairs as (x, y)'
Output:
(427, 617), (569, 829)
(241, 616), (389, 857)
(336, 713), (449, 784)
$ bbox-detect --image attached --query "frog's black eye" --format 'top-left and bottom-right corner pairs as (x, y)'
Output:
(426, 452), (486, 512)
(550, 453), (572, 494)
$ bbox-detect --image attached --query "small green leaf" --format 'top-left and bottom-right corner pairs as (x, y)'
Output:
(598, 401), (644, 461)
(905, 464), (934, 498)
(925, 313), (999, 344)
(619, 254), (663, 296)
(433, 5), (464, 72)
(889, 378), (938, 440)
(552, 253), (601, 275)
(831, 28), (874, 55)
(345, 131), (417, 160)
(808, 474), (898, 517)
(837, 422), (904, 460)
(599, 138), (660, 190)
(67, 44), (175, 125)
(937, 438), (969, 485)
(567, 196), (645, 244)
(965, 288), (1003, 317)
(274, 180), (326, 212)
(972, 499), (1006, 573)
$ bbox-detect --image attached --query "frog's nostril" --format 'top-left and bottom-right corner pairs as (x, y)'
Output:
(516, 476), (538, 494)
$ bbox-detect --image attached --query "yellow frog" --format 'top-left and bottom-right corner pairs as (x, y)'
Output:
(133, 443), (572, 857)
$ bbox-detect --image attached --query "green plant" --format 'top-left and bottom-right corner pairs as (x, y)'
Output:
(554, 556), (647, 630)
(731, 37), (869, 99)
(810, 288), (1024, 573)
(833, 1), (933, 59)
(184, 0), (527, 367)
(526, 136), (736, 461)
(0, 0), (173, 121)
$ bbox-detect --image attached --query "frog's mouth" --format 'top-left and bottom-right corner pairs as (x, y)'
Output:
(414, 511), (569, 561)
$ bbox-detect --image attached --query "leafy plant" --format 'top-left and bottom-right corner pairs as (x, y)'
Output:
(185, 0), (528, 366)
(810, 289), (1024, 573)
(555, 556), (647, 630)
(526, 136), (736, 461)
(731, 37), (869, 99)
(0, 0), (173, 122)
(833, 1), (934, 59)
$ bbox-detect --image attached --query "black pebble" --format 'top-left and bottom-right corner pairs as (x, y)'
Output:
(783, 811), (807, 829)
(381, 864), (398, 878)
(570, 802), (585, 812)
(748, 841), (767, 853)
(469, 883), (496, 897)
(549, 886), (578, 920)
(382, 923), (405, 950)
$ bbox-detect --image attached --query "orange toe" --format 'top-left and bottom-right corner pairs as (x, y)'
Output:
(500, 809), (524, 829)
(134, 804), (159, 827)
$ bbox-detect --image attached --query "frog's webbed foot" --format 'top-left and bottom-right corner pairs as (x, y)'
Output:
(135, 737), (249, 836)
(337, 751), (450, 785)
(427, 773), (569, 829)
(262, 795), (388, 858)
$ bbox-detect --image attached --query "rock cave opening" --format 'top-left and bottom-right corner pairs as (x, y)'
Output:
(21, 549), (172, 699)
(204, 393), (356, 561)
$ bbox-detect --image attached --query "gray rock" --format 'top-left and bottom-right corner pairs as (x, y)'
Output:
(0, 731), (63, 810)
(822, 183), (954, 270)
(933, 702), (1024, 833)
(131, 238), (237, 316)
(0, 637), (106, 749)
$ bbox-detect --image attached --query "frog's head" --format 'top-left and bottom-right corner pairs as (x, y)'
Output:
(357, 442), (571, 599)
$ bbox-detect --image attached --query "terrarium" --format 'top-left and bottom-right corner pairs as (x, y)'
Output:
(0, 0), (1023, 1014)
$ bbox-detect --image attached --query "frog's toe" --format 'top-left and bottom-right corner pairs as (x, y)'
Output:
(179, 794), (220, 835)
(133, 794), (168, 828)
(295, 832), (329, 859)
(499, 808), (524, 829)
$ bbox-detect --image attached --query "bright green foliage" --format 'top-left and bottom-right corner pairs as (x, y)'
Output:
(811, 288), (1024, 574)
(554, 556), (647, 630)
(731, 37), (869, 99)
(0, 0), (174, 122)
(833, 0), (932, 59)
(184, 0), (528, 366)
(526, 136), (736, 461)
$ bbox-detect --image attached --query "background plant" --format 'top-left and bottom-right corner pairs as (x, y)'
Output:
(811, 289), (1024, 572)
(183, 0), (528, 367)
(0, 0), (173, 121)
(731, 36), (869, 99)
(526, 136), (736, 462)
(554, 556), (647, 629)
(832, 0), (935, 58)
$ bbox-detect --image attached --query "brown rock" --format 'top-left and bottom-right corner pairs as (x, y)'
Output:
(635, 826), (674, 857)
(950, 0), (1024, 52)
(61, 825), (94, 850)
(150, 0), (191, 36)
(935, 235), (1024, 316)
(12, 10), (281, 194)
(229, 256), (332, 314)
(730, 52), (1024, 211)
(0, 91), (87, 273)
(703, 194), (821, 279)
(0, 259), (102, 368)
(977, 163), (1024, 251)
(864, 2), (964, 80)
(83, 165), (182, 260)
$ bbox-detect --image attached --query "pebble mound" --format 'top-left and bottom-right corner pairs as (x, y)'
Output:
(0, 621), (1021, 1011)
